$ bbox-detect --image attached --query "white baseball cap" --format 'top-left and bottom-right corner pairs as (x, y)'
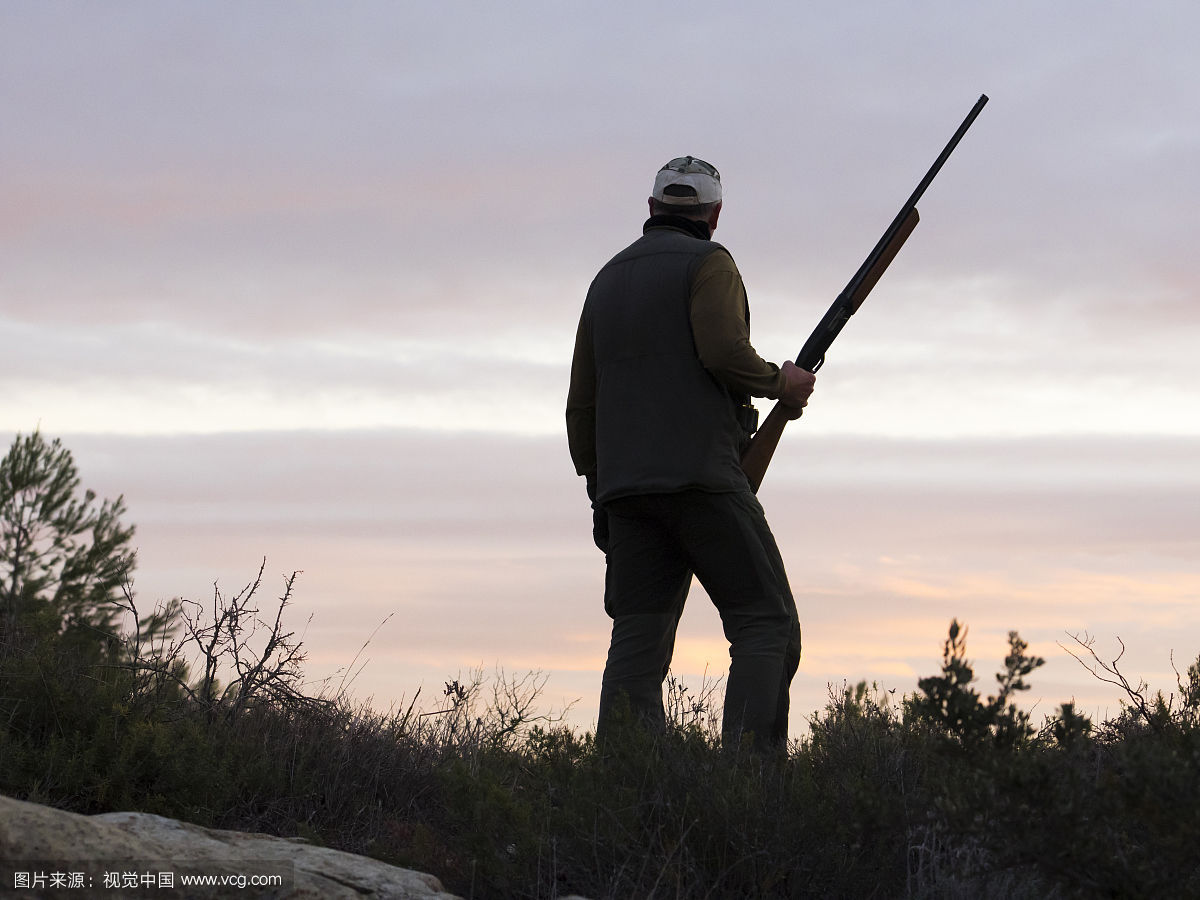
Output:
(651, 156), (722, 206)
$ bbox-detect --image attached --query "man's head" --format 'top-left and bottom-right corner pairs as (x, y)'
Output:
(649, 156), (722, 228)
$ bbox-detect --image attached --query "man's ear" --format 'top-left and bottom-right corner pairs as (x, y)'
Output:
(708, 202), (722, 232)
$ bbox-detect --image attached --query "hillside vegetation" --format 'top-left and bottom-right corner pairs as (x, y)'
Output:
(3, 431), (1198, 898)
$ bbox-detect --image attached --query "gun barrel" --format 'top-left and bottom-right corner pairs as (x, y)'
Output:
(902, 94), (989, 213)
(833, 95), (989, 326)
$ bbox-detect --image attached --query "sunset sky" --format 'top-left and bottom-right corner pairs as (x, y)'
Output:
(3, 1), (1197, 736)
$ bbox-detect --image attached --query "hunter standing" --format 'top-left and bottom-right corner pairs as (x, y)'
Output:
(566, 156), (815, 748)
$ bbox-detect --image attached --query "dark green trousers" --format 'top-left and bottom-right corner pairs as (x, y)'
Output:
(597, 490), (801, 748)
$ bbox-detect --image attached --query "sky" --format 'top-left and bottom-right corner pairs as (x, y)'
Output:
(2, 1), (1197, 736)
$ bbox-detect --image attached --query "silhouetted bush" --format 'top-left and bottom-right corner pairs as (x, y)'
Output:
(3, 433), (1199, 897)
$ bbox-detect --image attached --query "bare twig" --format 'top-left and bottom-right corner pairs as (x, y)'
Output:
(1060, 632), (1158, 729)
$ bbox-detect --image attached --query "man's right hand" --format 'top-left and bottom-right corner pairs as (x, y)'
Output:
(593, 507), (610, 554)
(779, 360), (816, 419)
(586, 474), (610, 553)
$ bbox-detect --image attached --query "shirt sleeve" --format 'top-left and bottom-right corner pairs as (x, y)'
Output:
(689, 251), (788, 399)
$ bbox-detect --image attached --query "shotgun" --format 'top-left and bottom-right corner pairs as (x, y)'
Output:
(741, 94), (989, 492)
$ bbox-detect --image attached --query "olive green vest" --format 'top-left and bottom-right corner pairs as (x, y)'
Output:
(582, 226), (751, 504)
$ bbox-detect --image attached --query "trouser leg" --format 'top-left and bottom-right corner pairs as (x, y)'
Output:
(680, 491), (801, 748)
(721, 616), (801, 747)
(597, 497), (690, 738)
(598, 606), (685, 734)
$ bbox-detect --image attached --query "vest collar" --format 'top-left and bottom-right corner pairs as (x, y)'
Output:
(643, 214), (712, 241)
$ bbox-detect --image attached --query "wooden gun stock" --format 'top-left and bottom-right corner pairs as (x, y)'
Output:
(741, 401), (793, 493)
(845, 206), (920, 315)
(740, 95), (988, 493)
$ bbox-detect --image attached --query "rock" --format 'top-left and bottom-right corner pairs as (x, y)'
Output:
(0, 793), (462, 898)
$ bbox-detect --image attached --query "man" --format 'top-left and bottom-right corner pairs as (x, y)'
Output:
(566, 156), (815, 749)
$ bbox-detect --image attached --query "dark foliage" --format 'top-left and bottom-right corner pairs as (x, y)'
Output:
(3, 434), (1199, 898)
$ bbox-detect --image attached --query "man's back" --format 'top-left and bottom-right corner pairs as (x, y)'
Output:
(574, 224), (748, 504)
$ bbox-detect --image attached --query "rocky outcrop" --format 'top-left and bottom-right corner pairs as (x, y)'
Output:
(0, 793), (461, 898)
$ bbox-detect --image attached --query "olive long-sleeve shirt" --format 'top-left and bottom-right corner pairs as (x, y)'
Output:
(689, 249), (787, 399)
